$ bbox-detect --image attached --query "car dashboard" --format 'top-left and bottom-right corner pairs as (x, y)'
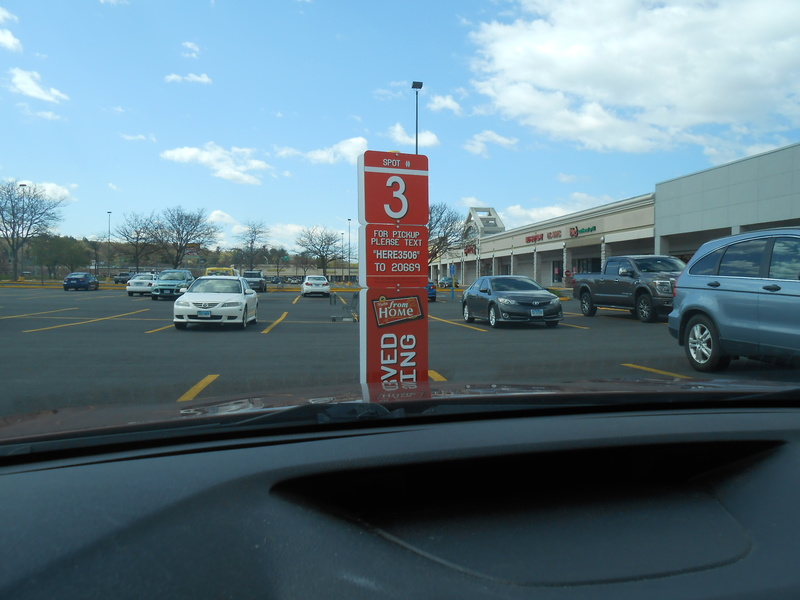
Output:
(2, 404), (800, 599)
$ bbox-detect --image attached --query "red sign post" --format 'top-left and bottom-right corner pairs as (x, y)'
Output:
(358, 151), (429, 400)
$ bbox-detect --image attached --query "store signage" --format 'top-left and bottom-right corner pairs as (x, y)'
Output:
(358, 151), (430, 397)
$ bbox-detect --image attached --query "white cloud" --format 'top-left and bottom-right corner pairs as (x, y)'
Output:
(164, 73), (212, 84)
(428, 94), (462, 115)
(121, 133), (156, 142)
(0, 8), (17, 23)
(464, 130), (518, 157)
(108, 183), (118, 191)
(557, 173), (577, 183)
(460, 196), (482, 207)
(8, 68), (69, 103)
(470, 0), (800, 154)
(0, 29), (21, 52)
(305, 136), (368, 165)
(208, 210), (238, 225)
(99, 0), (129, 5)
(181, 42), (200, 58)
(16, 103), (63, 120)
(160, 142), (272, 185)
(387, 123), (440, 148)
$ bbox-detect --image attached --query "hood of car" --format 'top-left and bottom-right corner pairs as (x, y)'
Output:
(180, 292), (243, 304)
(494, 290), (556, 300)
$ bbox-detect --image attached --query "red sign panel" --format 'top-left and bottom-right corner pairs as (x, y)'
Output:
(359, 288), (429, 388)
(358, 151), (429, 226)
(362, 224), (428, 288)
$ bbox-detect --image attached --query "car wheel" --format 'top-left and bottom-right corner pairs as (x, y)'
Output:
(127, 292), (133, 296)
(685, 314), (731, 372)
(239, 308), (248, 330)
(488, 304), (501, 328)
(151, 295), (158, 301)
(463, 303), (474, 323)
(580, 291), (597, 317)
(636, 293), (657, 323)
(174, 322), (187, 330)
(545, 320), (559, 328)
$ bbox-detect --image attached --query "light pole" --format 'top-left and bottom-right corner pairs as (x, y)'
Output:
(107, 211), (112, 279)
(412, 81), (423, 154)
(18, 184), (26, 280)
(341, 232), (345, 283)
(347, 218), (351, 283)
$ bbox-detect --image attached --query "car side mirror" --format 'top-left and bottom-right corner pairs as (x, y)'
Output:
(179, 287), (188, 293)
(479, 287), (489, 294)
(619, 268), (631, 277)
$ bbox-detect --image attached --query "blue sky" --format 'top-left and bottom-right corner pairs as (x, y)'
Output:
(2, 0), (800, 252)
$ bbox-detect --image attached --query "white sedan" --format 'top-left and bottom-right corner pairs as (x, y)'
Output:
(173, 276), (258, 330)
(301, 275), (331, 297)
(126, 273), (156, 296)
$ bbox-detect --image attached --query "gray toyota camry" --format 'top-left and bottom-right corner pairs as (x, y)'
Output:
(462, 275), (563, 328)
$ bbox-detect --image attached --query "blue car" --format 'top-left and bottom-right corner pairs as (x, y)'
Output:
(669, 227), (800, 371)
(426, 281), (437, 302)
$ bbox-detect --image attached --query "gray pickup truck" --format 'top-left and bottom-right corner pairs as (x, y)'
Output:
(571, 255), (685, 322)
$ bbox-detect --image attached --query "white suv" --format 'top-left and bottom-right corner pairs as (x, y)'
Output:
(301, 275), (330, 297)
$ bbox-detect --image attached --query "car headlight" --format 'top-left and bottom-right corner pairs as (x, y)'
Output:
(550, 297), (561, 305)
(221, 301), (242, 308)
(653, 280), (672, 295)
(175, 300), (189, 307)
(498, 297), (518, 305)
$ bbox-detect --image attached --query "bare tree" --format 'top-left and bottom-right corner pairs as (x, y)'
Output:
(266, 246), (289, 279)
(116, 212), (157, 272)
(428, 202), (466, 265)
(0, 180), (65, 280)
(295, 226), (341, 277)
(293, 251), (315, 276)
(153, 207), (221, 268)
(234, 220), (270, 270)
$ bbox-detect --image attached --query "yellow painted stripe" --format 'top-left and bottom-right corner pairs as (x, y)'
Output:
(146, 324), (175, 333)
(0, 307), (78, 320)
(23, 309), (149, 332)
(177, 374), (220, 402)
(428, 370), (447, 381)
(261, 311), (288, 334)
(428, 314), (486, 332)
(621, 364), (693, 379)
(292, 295), (301, 305)
(560, 322), (590, 329)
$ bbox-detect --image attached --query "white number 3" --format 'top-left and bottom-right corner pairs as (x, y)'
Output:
(384, 176), (409, 219)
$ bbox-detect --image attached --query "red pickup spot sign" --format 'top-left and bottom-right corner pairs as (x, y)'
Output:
(358, 151), (429, 401)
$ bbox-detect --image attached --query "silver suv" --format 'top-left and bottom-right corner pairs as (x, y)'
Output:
(668, 228), (800, 371)
(151, 269), (195, 301)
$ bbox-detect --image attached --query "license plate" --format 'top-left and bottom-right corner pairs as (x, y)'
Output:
(530, 309), (544, 317)
(197, 310), (211, 318)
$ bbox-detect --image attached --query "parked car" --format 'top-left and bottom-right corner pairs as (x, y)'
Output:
(439, 276), (459, 288)
(572, 255), (685, 322)
(126, 273), (156, 296)
(173, 276), (258, 330)
(301, 275), (330, 297)
(427, 281), (437, 302)
(113, 272), (132, 284)
(63, 272), (99, 291)
(242, 270), (266, 292)
(462, 275), (562, 328)
(151, 269), (194, 301)
(669, 228), (800, 372)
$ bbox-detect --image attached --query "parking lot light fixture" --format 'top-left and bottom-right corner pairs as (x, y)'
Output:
(412, 81), (423, 154)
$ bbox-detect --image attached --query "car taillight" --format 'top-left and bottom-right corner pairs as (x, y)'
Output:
(673, 281), (678, 297)
(305, 281), (311, 286)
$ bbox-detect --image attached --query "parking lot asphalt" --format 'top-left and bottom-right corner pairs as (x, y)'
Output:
(2, 286), (799, 417)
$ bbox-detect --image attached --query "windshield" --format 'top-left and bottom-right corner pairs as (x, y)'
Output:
(2, 2), (800, 439)
(189, 279), (242, 294)
(634, 257), (686, 273)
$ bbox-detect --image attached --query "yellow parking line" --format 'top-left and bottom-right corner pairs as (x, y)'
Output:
(146, 324), (174, 333)
(428, 370), (447, 381)
(429, 315), (486, 332)
(292, 295), (301, 305)
(261, 311), (288, 334)
(560, 322), (590, 329)
(23, 309), (149, 332)
(621, 364), (693, 379)
(0, 307), (78, 320)
(177, 374), (220, 402)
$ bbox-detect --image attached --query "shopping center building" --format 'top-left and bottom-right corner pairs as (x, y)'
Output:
(431, 142), (800, 287)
